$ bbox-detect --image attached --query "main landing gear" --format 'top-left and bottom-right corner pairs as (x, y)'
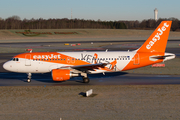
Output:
(70, 69), (90, 83)
(27, 73), (31, 83)
(83, 77), (90, 83)
(80, 72), (89, 83)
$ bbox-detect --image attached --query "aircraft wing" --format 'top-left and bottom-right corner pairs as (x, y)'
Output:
(71, 63), (107, 69)
(60, 63), (107, 71)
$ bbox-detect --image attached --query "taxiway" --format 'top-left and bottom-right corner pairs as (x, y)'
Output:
(0, 72), (180, 86)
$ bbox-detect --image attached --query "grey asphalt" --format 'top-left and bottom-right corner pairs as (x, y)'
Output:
(0, 72), (180, 86)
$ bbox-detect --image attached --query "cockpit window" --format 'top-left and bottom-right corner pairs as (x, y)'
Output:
(11, 58), (19, 61)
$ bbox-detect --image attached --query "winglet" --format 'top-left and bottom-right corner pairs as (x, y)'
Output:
(137, 21), (172, 53)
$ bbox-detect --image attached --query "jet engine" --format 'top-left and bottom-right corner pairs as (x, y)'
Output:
(51, 69), (78, 81)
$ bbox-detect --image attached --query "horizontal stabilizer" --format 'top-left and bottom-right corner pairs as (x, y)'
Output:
(150, 55), (174, 60)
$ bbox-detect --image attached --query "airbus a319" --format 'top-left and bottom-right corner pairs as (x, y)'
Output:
(3, 21), (175, 83)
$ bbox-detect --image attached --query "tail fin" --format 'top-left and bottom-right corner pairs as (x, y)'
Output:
(137, 21), (172, 53)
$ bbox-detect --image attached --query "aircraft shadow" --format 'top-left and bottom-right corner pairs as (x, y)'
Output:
(0, 71), (128, 83)
(74, 71), (128, 83)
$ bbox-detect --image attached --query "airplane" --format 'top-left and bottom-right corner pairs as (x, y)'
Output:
(3, 21), (175, 83)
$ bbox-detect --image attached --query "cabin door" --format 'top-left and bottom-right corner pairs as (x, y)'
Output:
(25, 54), (31, 66)
(134, 53), (139, 65)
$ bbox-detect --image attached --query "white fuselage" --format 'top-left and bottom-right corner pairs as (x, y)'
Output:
(3, 51), (137, 73)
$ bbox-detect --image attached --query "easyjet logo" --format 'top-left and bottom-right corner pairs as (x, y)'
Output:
(33, 54), (61, 59)
(146, 22), (169, 49)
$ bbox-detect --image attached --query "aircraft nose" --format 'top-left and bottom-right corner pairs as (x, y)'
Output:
(3, 62), (11, 71)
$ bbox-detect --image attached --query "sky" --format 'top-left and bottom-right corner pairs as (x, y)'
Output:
(0, 0), (179, 21)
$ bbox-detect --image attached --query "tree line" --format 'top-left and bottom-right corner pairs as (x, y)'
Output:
(122, 17), (180, 31)
(0, 16), (179, 31)
(0, 16), (126, 29)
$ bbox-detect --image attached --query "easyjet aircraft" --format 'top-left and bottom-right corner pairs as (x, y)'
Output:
(3, 21), (175, 83)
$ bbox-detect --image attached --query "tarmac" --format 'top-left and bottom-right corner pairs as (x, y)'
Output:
(0, 39), (180, 119)
(0, 72), (180, 86)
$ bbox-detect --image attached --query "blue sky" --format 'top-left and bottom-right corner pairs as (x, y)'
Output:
(0, 0), (179, 21)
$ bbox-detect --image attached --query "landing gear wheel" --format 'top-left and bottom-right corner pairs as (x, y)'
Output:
(27, 79), (31, 83)
(83, 77), (90, 83)
(27, 73), (32, 83)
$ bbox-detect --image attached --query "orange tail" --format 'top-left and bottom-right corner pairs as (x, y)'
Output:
(137, 21), (172, 53)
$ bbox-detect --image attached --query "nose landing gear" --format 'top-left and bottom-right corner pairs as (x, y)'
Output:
(27, 73), (31, 83)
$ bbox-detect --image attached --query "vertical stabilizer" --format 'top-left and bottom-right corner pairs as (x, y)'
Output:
(137, 21), (172, 53)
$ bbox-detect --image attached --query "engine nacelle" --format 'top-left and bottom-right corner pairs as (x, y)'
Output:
(52, 69), (71, 81)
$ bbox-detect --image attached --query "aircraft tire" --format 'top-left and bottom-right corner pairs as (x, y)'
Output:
(27, 79), (31, 83)
(83, 77), (89, 83)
